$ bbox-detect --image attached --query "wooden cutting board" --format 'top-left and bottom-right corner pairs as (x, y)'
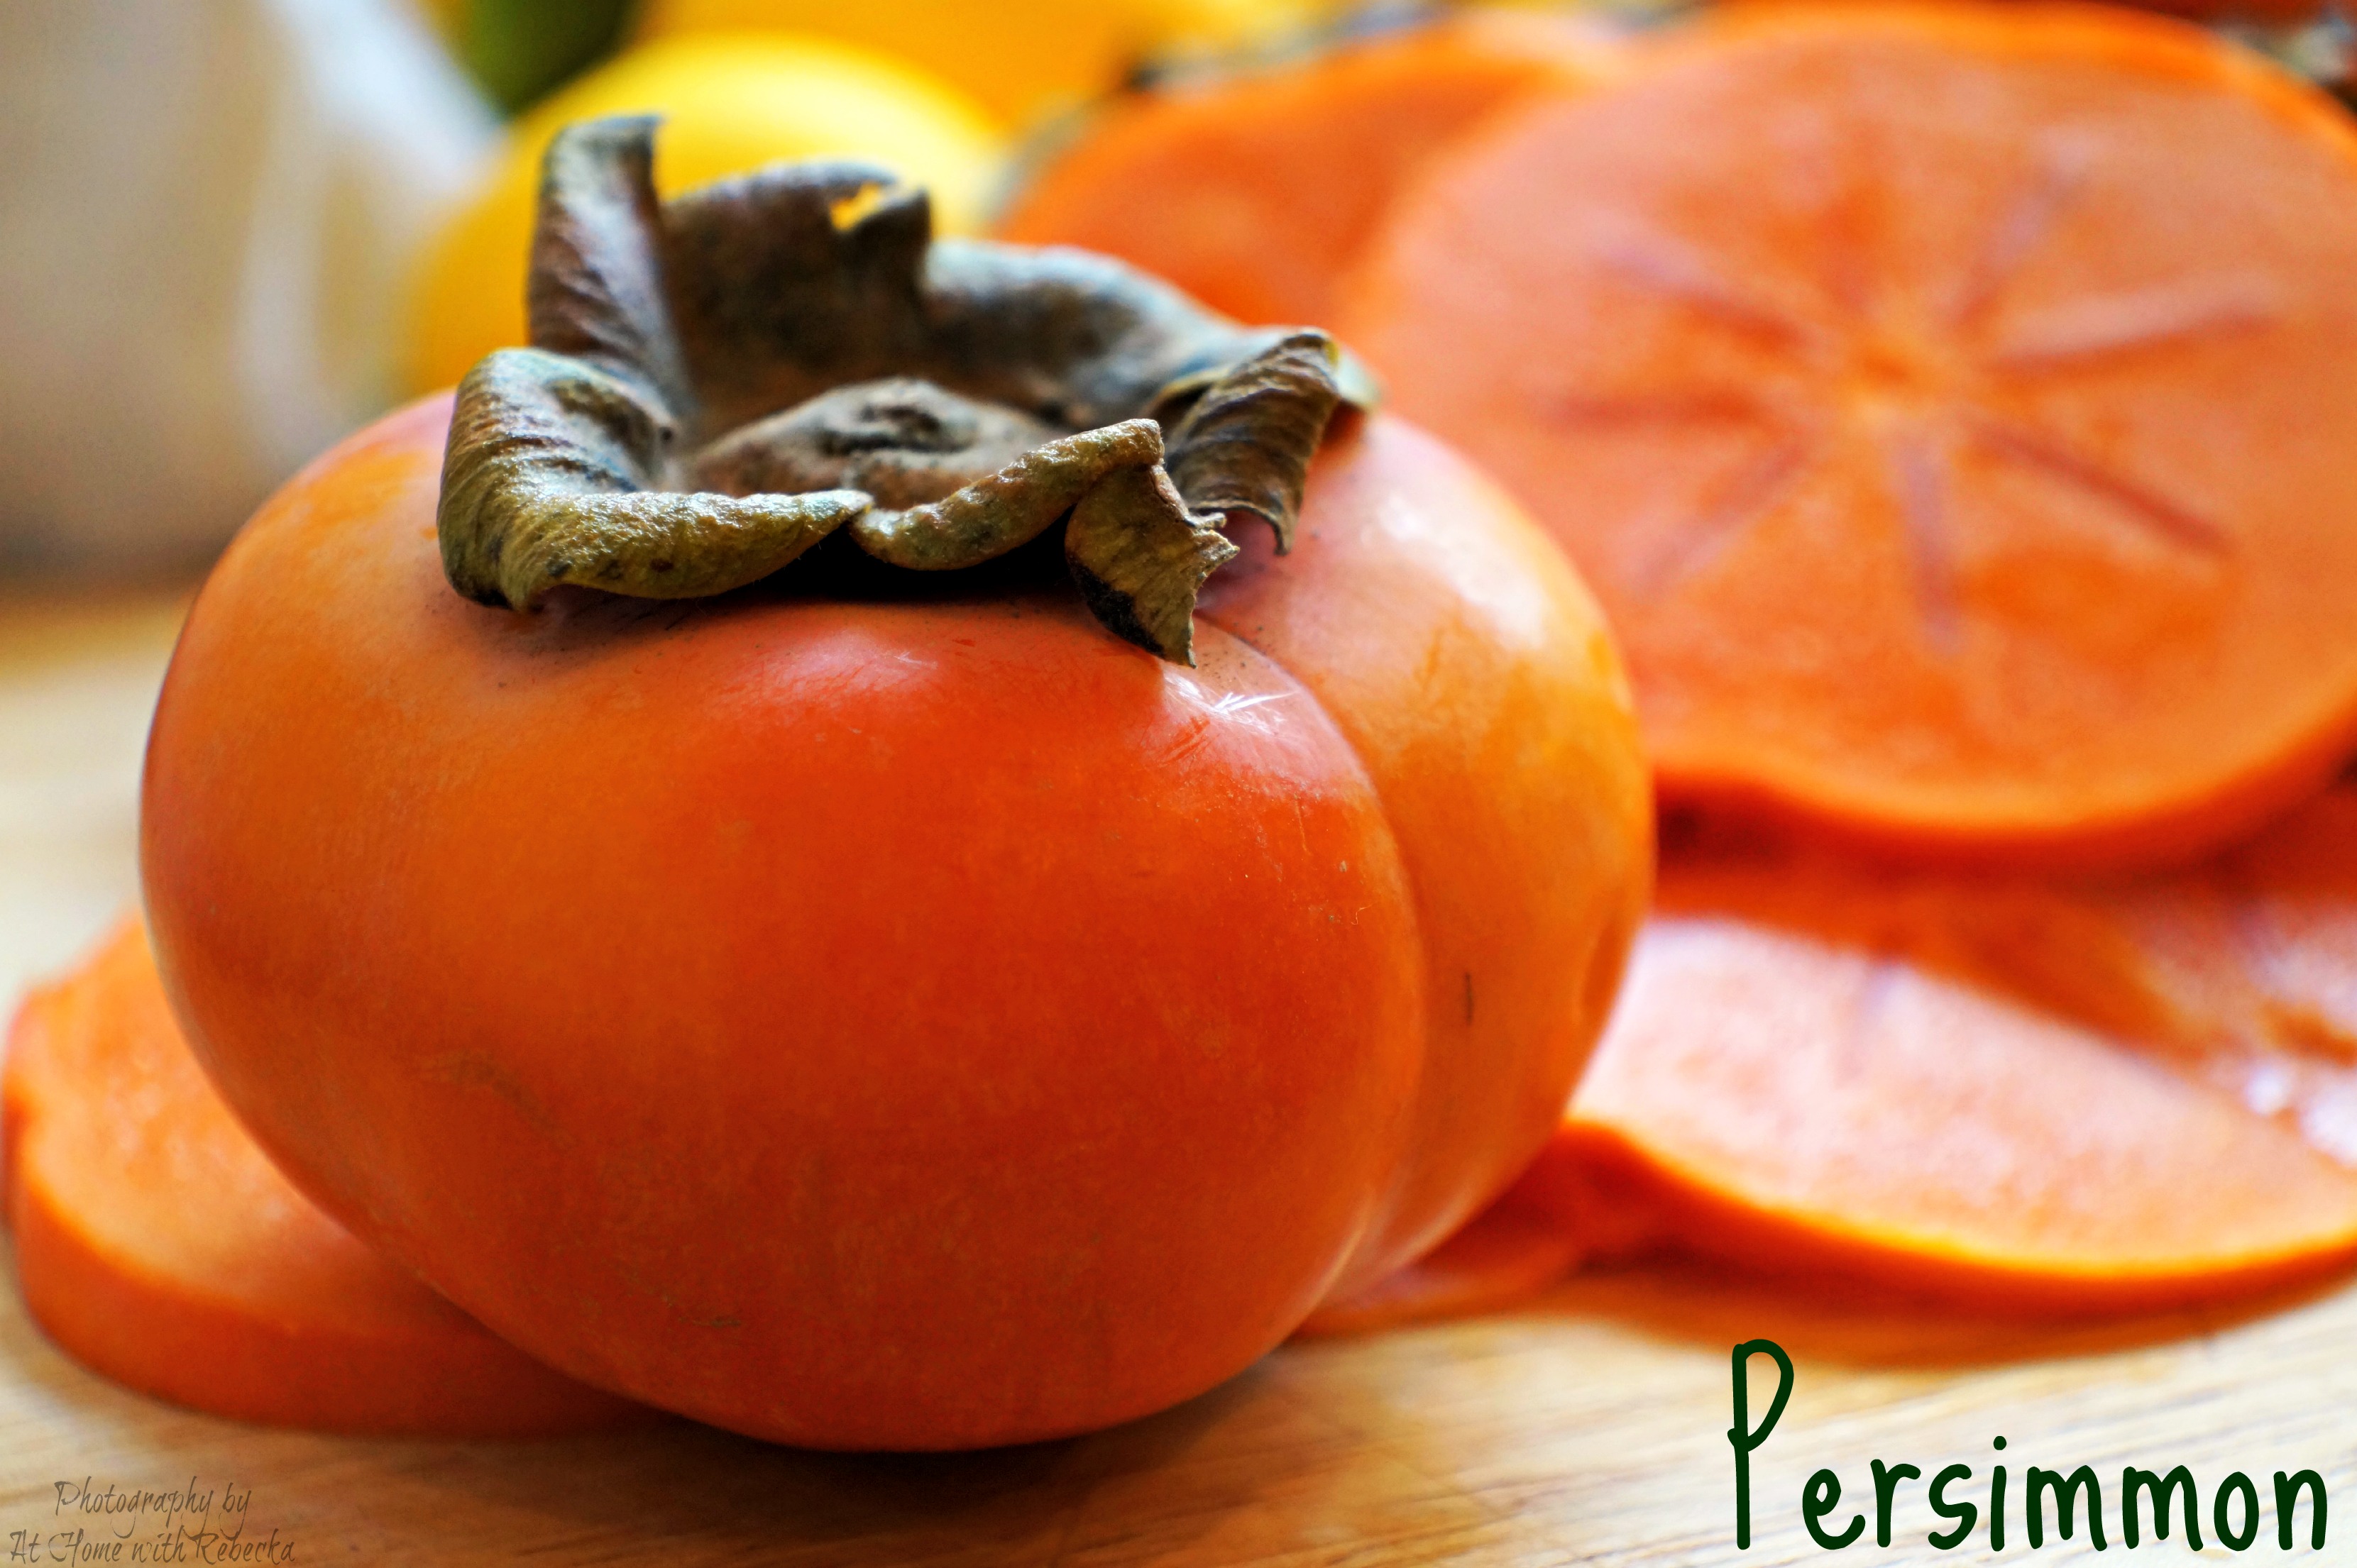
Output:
(4, 591), (2351, 1567)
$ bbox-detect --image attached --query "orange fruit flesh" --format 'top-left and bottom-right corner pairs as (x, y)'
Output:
(2, 924), (647, 1435)
(1547, 785), (2357, 1308)
(1341, 4), (2357, 866)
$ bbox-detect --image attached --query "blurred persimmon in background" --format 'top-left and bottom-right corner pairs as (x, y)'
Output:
(999, 9), (1626, 327)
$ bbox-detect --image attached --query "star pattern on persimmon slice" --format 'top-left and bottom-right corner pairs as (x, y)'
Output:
(1571, 136), (2272, 650)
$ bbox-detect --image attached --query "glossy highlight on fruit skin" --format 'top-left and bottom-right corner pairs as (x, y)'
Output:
(140, 397), (1649, 1449)
(4, 922), (649, 1436)
(1341, 2), (2357, 868)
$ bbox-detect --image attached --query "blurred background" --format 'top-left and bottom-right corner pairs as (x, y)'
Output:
(0, 0), (1391, 585)
(8, 0), (2335, 585)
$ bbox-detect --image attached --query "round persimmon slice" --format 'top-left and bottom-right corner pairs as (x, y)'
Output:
(1342, 4), (2357, 865)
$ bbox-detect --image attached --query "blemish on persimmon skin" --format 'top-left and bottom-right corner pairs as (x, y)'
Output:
(422, 1051), (567, 1144)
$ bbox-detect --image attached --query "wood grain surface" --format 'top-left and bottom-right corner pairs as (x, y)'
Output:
(3, 590), (2351, 1567)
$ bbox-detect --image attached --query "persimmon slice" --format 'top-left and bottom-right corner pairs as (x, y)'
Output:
(2064, 785), (2357, 1149)
(998, 11), (1620, 328)
(2, 923), (644, 1435)
(1555, 788), (2357, 1306)
(1341, 4), (2357, 864)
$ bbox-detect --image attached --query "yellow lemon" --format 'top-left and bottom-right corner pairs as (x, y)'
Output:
(404, 33), (1007, 394)
(633, 0), (1335, 128)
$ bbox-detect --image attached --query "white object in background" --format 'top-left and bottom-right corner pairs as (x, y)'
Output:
(0, 0), (495, 577)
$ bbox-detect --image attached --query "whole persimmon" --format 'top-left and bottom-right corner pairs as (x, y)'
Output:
(141, 121), (1649, 1449)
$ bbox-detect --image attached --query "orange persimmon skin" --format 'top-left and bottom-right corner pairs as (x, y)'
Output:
(4, 922), (647, 1435)
(140, 397), (1647, 1448)
(1202, 416), (1650, 1286)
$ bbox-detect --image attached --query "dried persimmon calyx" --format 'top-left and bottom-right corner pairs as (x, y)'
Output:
(439, 348), (870, 609)
(436, 115), (1373, 665)
(1164, 331), (1349, 553)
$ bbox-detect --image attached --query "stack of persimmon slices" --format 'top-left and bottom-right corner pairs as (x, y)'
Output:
(1336, 1), (2357, 1315)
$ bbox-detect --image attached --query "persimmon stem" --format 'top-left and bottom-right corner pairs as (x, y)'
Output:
(436, 116), (1370, 663)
